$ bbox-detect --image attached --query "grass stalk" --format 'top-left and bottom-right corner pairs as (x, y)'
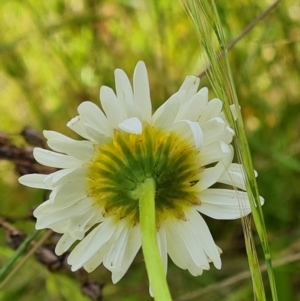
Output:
(181, 1), (279, 300)
(0, 229), (39, 282)
(0, 230), (52, 290)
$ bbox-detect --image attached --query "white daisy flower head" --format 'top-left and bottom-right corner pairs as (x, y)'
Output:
(19, 61), (261, 283)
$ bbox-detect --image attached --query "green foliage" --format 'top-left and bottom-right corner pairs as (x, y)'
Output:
(0, 0), (300, 300)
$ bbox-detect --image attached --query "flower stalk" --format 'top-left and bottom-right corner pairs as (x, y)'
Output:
(139, 178), (172, 301)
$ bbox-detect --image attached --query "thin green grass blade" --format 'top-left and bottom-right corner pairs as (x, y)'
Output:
(181, 1), (279, 300)
(0, 229), (39, 281)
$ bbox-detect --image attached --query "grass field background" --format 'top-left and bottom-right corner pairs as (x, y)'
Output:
(0, 1), (299, 300)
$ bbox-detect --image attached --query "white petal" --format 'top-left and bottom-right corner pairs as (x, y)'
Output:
(49, 179), (87, 208)
(33, 148), (82, 169)
(83, 244), (110, 273)
(78, 101), (112, 136)
(114, 68), (138, 118)
(164, 219), (206, 276)
(176, 218), (210, 268)
(34, 194), (81, 218)
(196, 189), (253, 219)
(83, 215), (128, 274)
(114, 68), (133, 99)
(221, 127), (234, 144)
(118, 117), (142, 134)
(218, 169), (246, 190)
(201, 141), (231, 166)
(43, 130), (69, 140)
(82, 122), (112, 144)
(67, 116), (93, 141)
(201, 118), (226, 146)
(47, 137), (95, 162)
(100, 86), (127, 128)
(151, 92), (181, 128)
(67, 116), (111, 143)
(103, 219), (129, 271)
(179, 76), (200, 103)
(165, 219), (189, 270)
(55, 232), (76, 255)
(169, 120), (203, 150)
(185, 120), (204, 150)
(44, 129), (99, 152)
(111, 224), (141, 283)
(50, 220), (69, 233)
(226, 163), (257, 177)
(156, 226), (168, 274)
(218, 163), (257, 190)
(33, 200), (53, 217)
(193, 148), (233, 191)
(185, 210), (221, 269)
(68, 217), (116, 270)
(218, 163), (246, 190)
(69, 210), (102, 236)
(44, 168), (86, 187)
(133, 61), (152, 122)
(175, 87), (208, 121)
(68, 210), (102, 240)
(199, 98), (223, 124)
(18, 174), (53, 190)
(35, 198), (92, 229)
(230, 104), (239, 121)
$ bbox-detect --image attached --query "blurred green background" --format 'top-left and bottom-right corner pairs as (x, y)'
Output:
(0, 0), (299, 300)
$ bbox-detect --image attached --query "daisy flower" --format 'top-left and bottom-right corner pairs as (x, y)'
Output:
(19, 61), (261, 284)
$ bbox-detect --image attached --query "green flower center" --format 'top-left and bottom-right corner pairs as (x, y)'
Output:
(87, 124), (202, 225)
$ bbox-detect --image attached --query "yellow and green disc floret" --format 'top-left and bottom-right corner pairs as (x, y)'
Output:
(87, 124), (202, 226)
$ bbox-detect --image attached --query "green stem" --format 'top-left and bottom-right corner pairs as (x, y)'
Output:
(139, 178), (172, 301)
(0, 229), (52, 290)
(0, 229), (39, 281)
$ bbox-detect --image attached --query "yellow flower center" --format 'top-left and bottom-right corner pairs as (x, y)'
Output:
(87, 124), (202, 225)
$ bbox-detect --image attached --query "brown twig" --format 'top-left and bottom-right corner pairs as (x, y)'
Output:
(0, 219), (104, 300)
(0, 219), (26, 250)
(0, 129), (55, 175)
(197, 0), (282, 78)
